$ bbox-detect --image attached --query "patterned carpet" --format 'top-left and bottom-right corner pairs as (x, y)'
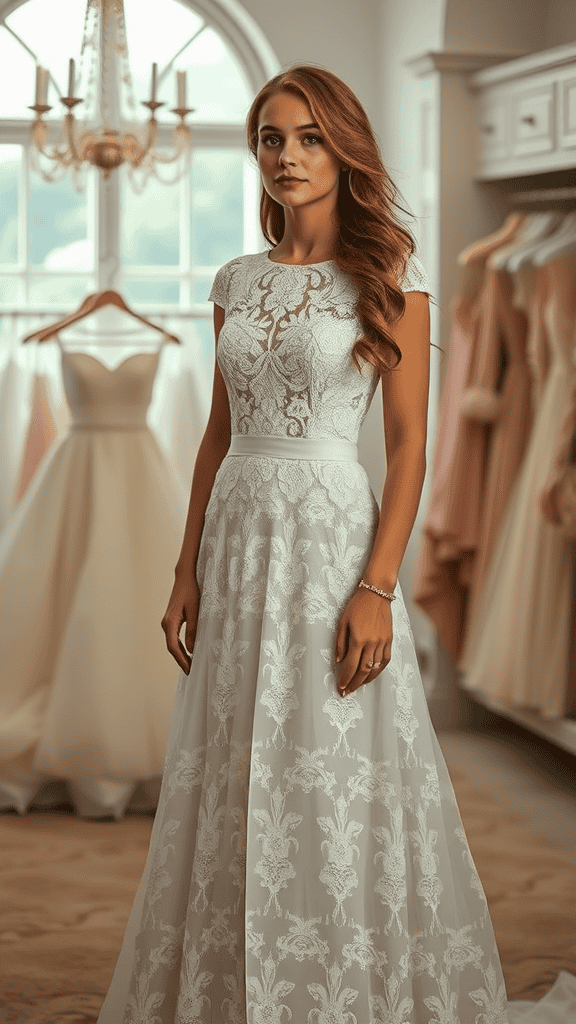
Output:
(1, 768), (575, 1024)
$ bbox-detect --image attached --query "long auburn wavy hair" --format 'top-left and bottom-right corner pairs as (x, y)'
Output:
(246, 63), (423, 376)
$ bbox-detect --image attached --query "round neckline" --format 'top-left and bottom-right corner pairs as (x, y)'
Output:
(264, 250), (335, 267)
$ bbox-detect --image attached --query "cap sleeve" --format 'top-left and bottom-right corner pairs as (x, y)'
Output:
(398, 252), (430, 295)
(208, 263), (229, 311)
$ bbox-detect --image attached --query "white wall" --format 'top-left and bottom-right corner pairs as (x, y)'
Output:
(239, 0), (381, 120)
(443, 0), (548, 54)
(544, 0), (576, 49)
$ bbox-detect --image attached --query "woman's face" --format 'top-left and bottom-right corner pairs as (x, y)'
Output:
(256, 90), (342, 210)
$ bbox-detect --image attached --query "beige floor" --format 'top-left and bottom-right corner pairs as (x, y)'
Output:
(438, 710), (576, 864)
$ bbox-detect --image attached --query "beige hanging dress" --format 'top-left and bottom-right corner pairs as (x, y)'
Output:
(413, 263), (503, 660)
(462, 266), (534, 644)
(459, 255), (576, 718)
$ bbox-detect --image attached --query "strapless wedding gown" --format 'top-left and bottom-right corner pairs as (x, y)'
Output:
(0, 342), (187, 818)
(97, 251), (576, 1023)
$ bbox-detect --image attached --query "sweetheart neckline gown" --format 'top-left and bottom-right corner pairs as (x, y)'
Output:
(0, 342), (187, 819)
(97, 250), (576, 1023)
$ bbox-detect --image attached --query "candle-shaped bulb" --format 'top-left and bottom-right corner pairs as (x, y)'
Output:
(177, 70), (187, 109)
(68, 58), (75, 97)
(151, 62), (158, 101)
(34, 64), (41, 105)
(39, 67), (49, 105)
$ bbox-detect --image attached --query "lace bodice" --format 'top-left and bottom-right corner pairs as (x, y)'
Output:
(208, 250), (430, 442)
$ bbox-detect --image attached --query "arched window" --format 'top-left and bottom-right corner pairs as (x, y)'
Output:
(0, 0), (272, 351)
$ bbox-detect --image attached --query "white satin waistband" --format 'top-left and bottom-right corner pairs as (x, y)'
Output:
(70, 422), (148, 431)
(227, 434), (359, 462)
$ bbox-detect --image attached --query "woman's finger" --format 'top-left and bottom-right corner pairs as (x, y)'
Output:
(342, 641), (392, 694)
(164, 613), (191, 673)
(185, 623), (196, 654)
(337, 637), (363, 692)
(340, 645), (376, 695)
(334, 620), (348, 664)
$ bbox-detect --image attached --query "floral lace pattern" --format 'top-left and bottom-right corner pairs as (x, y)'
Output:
(208, 251), (429, 442)
(97, 251), (510, 1024)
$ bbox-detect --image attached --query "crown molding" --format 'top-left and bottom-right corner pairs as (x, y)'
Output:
(470, 41), (576, 89)
(405, 51), (525, 78)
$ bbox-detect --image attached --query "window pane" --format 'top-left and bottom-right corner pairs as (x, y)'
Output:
(0, 28), (36, 120)
(121, 1), (250, 124)
(29, 169), (91, 269)
(0, 146), (21, 263)
(0, 278), (21, 307)
(4, 0), (87, 120)
(191, 276), (219, 304)
(174, 27), (252, 124)
(122, 174), (180, 266)
(191, 149), (244, 266)
(122, 0), (202, 120)
(122, 280), (180, 306)
(28, 277), (93, 306)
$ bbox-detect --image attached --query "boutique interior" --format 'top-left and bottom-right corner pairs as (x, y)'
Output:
(1, 0), (576, 1020)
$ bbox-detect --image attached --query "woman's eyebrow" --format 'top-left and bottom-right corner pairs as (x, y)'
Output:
(258, 123), (321, 133)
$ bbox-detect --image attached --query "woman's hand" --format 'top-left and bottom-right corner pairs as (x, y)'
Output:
(161, 572), (200, 674)
(334, 588), (393, 696)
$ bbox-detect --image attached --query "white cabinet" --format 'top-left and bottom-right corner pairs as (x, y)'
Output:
(470, 43), (576, 179)
(559, 72), (576, 151)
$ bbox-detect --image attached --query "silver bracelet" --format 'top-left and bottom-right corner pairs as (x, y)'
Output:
(358, 578), (396, 602)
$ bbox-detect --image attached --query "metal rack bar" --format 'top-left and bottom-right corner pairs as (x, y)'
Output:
(511, 186), (576, 203)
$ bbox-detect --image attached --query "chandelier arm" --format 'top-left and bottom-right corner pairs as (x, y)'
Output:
(29, 117), (71, 172)
(63, 113), (83, 167)
(136, 116), (159, 166)
(145, 124), (192, 166)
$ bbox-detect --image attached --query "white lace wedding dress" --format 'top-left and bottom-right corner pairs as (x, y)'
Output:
(97, 250), (576, 1023)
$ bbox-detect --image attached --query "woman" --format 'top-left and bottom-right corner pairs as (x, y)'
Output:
(97, 64), (510, 1024)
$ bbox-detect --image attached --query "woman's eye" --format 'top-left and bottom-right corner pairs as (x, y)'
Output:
(262, 134), (323, 146)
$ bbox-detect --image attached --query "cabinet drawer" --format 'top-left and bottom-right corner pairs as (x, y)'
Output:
(477, 94), (509, 163)
(510, 84), (554, 157)
(559, 74), (576, 150)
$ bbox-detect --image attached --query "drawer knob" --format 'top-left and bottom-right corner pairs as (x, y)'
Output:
(481, 124), (496, 134)
(521, 115), (536, 126)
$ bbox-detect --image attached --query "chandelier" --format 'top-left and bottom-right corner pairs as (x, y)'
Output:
(28, 0), (195, 193)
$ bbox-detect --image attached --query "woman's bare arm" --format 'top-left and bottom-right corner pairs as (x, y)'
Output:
(161, 303), (230, 672)
(174, 302), (230, 579)
(363, 289), (431, 590)
(335, 291), (431, 696)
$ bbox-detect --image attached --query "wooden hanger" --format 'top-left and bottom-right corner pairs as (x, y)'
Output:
(457, 211), (526, 266)
(22, 289), (180, 345)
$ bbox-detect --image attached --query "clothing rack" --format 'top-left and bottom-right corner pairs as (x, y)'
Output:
(511, 185), (576, 203)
